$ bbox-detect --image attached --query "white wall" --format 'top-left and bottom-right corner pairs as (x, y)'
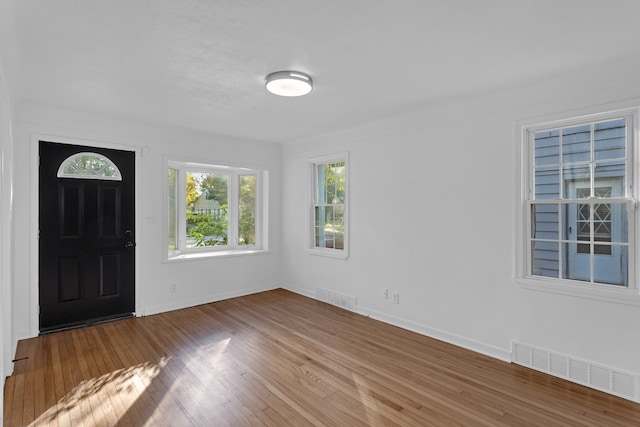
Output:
(0, 65), (10, 427)
(0, 0), (16, 415)
(281, 54), (640, 373)
(11, 103), (282, 340)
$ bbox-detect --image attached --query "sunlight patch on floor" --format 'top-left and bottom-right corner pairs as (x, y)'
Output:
(28, 358), (169, 427)
(352, 373), (384, 425)
(158, 337), (232, 411)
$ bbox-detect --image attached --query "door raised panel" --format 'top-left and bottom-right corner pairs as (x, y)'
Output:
(99, 253), (121, 298)
(58, 256), (82, 302)
(99, 186), (121, 238)
(59, 184), (84, 239)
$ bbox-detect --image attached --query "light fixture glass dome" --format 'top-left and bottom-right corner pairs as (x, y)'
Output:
(265, 71), (313, 97)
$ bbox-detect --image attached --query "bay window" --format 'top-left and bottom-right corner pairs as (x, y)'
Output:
(167, 160), (265, 259)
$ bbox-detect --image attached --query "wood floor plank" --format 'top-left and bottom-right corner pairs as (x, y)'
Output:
(4, 289), (640, 426)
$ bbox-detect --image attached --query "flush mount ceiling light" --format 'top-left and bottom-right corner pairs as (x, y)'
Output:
(265, 70), (313, 97)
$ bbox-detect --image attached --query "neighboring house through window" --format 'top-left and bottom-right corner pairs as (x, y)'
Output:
(519, 110), (638, 300)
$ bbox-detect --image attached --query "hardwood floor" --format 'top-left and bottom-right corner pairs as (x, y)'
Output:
(4, 289), (640, 426)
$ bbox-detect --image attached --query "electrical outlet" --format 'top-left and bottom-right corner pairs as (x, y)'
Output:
(392, 292), (400, 304)
(170, 283), (177, 293)
(381, 288), (388, 299)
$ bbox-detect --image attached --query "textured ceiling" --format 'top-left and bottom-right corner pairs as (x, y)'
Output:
(5, 0), (640, 142)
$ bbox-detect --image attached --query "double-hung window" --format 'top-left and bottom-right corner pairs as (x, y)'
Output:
(167, 160), (265, 259)
(521, 111), (637, 293)
(309, 153), (349, 258)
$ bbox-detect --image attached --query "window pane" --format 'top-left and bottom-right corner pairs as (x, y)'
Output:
(609, 203), (628, 244)
(534, 167), (560, 199)
(531, 240), (559, 278)
(594, 119), (626, 161)
(594, 163), (625, 196)
(333, 162), (346, 203)
(186, 171), (228, 247)
(326, 183), (336, 204)
(317, 162), (346, 204)
(531, 204), (558, 240)
(576, 202), (591, 254)
(168, 168), (177, 251)
(315, 206), (329, 248)
(534, 129), (560, 166)
(332, 206), (345, 250)
(562, 165), (590, 199)
(594, 246), (628, 286)
(562, 124), (591, 163)
(562, 242), (590, 282)
(316, 164), (327, 203)
(239, 175), (256, 245)
(560, 200), (629, 286)
(315, 205), (344, 250)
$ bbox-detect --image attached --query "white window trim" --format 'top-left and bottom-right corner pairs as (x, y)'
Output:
(515, 108), (640, 306)
(308, 152), (349, 259)
(165, 159), (268, 262)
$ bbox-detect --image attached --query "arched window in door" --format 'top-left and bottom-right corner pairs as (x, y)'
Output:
(57, 152), (122, 181)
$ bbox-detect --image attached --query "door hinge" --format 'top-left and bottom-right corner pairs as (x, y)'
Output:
(37, 230), (40, 240)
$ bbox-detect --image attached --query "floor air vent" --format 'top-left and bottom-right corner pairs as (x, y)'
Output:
(512, 341), (639, 402)
(315, 288), (357, 312)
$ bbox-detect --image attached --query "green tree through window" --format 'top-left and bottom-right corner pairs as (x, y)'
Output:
(310, 154), (348, 258)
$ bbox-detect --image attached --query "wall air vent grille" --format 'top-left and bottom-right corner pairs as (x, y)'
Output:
(532, 348), (548, 370)
(590, 365), (611, 390)
(315, 288), (357, 312)
(569, 359), (589, 384)
(549, 353), (568, 377)
(613, 371), (636, 398)
(511, 341), (639, 402)
(513, 342), (531, 365)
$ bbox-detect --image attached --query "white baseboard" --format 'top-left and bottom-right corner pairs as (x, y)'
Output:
(356, 305), (512, 363)
(281, 283), (511, 363)
(281, 283), (314, 299)
(141, 284), (279, 317)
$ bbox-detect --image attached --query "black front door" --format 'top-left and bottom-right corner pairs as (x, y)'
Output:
(39, 141), (136, 333)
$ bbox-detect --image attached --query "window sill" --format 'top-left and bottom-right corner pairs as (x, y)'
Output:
(166, 249), (271, 262)
(516, 276), (640, 306)
(307, 248), (349, 259)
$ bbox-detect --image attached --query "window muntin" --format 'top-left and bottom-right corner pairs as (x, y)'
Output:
(57, 152), (122, 180)
(167, 161), (263, 259)
(310, 154), (348, 257)
(526, 115), (634, 288)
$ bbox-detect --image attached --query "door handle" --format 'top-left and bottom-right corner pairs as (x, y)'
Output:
(124, 241), (136, 249)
